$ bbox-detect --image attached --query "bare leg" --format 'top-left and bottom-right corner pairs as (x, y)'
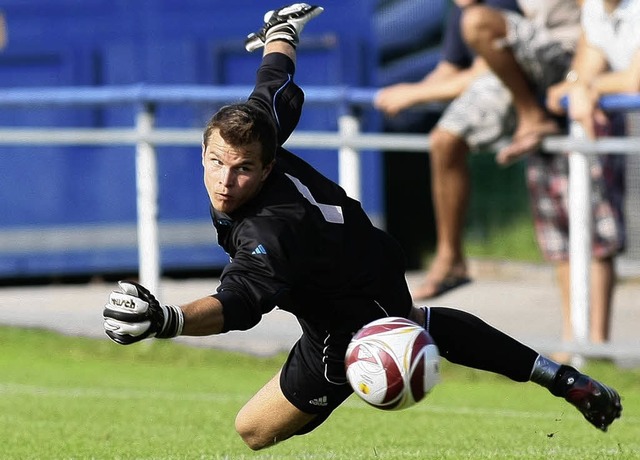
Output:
(590, 257), (615, 343)
(554, 257), (615, 360)
(235, 370), (316, 450)
(413, 128), (470, 299)
(555, 261), (573, 343)
(462, 5), (559, 164)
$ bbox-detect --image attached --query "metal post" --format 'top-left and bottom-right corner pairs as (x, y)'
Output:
(568, 120), (591, 358)
(135, 103), (161, 294)
(338, 113), (361, 202)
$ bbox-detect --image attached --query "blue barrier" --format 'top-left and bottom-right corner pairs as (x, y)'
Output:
(598, 93), (640, 111)
(2, 84), (636, 111)
(0, 84), (377, 107)
(0, 84), (379, 108)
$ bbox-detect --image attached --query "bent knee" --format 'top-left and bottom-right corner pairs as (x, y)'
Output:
(430, 128), (455, 151)
(461, 5), (500, 44)
(235, 413), (284, 451)
(429, 128), (468, 163)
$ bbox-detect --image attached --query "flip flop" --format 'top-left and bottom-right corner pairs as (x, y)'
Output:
(412, 275), (472, 300)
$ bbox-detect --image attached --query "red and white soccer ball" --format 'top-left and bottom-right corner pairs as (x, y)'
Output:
(345, 316), (440, 411)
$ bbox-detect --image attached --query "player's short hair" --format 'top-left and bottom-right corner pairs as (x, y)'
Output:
(203, 103), (278, 166)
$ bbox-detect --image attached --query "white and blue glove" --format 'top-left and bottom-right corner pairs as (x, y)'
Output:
(103, 280), (183, 345)
(245, 3), (324, 52)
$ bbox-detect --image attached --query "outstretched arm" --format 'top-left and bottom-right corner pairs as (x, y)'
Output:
(245, 4), (323, 144)
(374, 57), (488, 116)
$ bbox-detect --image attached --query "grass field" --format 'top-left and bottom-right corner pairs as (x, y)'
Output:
(1, 326), (639, 460)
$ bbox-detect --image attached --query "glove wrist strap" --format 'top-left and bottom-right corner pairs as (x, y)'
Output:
(265, 24), (299, 47)
(156, 305), (184, 338)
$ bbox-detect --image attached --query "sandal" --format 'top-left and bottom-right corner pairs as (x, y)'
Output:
(412, 274), (472, 300)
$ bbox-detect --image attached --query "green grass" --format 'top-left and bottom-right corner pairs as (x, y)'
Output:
(465, 215), (543, 263)
(464, 152), (543, 263)
(1, 326), (639, 459)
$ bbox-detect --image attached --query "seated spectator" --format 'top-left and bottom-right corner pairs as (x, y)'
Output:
(375, 0), (523, 300)
(463, 2), (580, 164)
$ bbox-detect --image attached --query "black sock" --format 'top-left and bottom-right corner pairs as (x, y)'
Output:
(427, 307), (539, 382)
(548, 364), (580, 397)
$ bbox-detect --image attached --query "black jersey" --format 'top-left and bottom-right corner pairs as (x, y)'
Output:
(211, 53), (412, 334)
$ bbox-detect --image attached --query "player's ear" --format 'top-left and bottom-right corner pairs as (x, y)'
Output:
(201, 143), (206, 166)
(261, 160), (274, 181)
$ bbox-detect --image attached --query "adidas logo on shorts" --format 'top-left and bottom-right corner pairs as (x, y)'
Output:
(309, 395), (328, 407)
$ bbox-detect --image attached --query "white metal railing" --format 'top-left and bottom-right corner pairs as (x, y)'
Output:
(0, 86), (639, 354)
(568, 122), (592, 351)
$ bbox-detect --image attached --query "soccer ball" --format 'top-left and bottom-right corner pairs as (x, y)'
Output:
(345, 316), (440, 411)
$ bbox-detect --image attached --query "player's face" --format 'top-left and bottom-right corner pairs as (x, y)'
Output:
(202, 129), (273, 214)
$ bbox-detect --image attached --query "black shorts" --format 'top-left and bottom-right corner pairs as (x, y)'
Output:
(279, 327), (355, 434)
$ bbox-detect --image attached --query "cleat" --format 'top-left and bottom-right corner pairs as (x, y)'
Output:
(553, 366), (622, 431)
(245, 3), (324, 52)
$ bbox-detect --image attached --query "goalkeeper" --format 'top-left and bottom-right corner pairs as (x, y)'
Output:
(103, 3), (622, 451)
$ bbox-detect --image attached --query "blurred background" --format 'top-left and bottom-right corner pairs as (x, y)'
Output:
(0, 0), (638, 284)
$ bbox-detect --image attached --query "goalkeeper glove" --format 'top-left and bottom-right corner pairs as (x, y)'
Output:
(103, 280), (183, 345)
(245, 3), (324, 52)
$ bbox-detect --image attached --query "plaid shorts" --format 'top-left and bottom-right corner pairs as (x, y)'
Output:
(526, 118), (626, 261)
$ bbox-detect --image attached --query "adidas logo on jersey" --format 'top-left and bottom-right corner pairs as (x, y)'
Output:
(251, 244), (267, 255)
(309, 396), (328, 407)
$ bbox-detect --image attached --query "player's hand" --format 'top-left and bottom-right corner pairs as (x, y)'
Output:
(103, 280), (183, 345)
(245, 3), (324, 52)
